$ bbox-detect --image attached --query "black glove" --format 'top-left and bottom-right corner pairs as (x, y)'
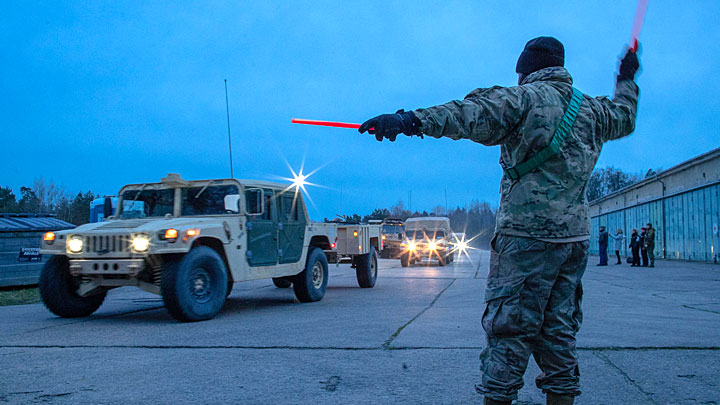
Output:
(618, 48), (639, 81)
(358, 110), (422, 142)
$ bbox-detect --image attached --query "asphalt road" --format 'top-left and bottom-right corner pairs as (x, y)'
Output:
(1, 251), (719, 404)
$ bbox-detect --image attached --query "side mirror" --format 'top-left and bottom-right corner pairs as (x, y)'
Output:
(245, 189), (264, 216)
(224, 194), (241, 213)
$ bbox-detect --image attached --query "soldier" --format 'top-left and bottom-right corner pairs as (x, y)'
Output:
(645, 222), (656, 267)
(598, 226), (609, 266)
(359, 37), (639, 405)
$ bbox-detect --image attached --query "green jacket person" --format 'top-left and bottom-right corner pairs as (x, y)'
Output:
(359, 36), (639, 405)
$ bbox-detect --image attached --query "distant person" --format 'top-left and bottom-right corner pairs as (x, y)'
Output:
(598, 226), (609, 266)
(611, 228), (625, 265)
(358, 36), (639, 405)
(645, 222), (656, 267)
(629, 228), (641, 266)
(640, 227), (649, 267)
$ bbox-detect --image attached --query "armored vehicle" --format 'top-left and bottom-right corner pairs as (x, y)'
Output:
(39, 174), (381, 322)
(400, 217), (454, 267)
(378, 218), (405, 259)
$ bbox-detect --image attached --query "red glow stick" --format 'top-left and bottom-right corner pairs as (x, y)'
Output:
(291, 118), (362, 129)
(630, 0), (649, 51)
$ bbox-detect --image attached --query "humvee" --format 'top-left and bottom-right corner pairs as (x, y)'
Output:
(39, 174), (381, 322)
(400, 217), (454, 267)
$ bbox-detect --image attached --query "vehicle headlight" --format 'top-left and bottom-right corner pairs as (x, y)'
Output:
(132, 234), (150, 252)
(428, 241), (437, 251)
(67, 235), (84, 253)
(408, 241), (417, 251)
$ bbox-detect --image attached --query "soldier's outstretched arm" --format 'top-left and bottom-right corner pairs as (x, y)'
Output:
(595, 49), (640, 142)
(411, 86), (529, 146)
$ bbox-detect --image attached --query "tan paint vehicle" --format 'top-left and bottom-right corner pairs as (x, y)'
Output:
(39, 174), (381, 322)
(399, 217), (454, 267)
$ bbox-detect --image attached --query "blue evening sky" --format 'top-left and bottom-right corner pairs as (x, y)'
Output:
(2, 1), (718, 220)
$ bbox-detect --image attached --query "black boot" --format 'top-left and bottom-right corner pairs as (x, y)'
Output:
(484, 398), (512, 405)
(547, 392), (575, 405)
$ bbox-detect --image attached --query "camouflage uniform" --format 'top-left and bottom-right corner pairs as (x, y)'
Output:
(413, 67), (638, 401)
(645, 227), (655, 266)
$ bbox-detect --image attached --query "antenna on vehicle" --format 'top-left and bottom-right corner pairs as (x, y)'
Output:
(224, 79), (234, 179)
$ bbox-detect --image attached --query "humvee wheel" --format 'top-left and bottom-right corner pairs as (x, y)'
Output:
(161, 246), (228, 322)
(400, 253), (410, 267)
(272, 278), (292, 288)
(356, 246), (378, 288)
(437, 254), (446, 267)
(39, 255), (106, 318)
(293, 247), (328, 302)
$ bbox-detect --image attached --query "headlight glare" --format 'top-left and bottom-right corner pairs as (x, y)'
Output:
(132, 234), (150, 252)
(67, 236), (84, 253)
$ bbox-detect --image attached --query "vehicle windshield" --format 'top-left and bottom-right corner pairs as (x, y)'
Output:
(382, 225), (403, 234)
(119, 189), (174, 219)
(181, 185), (240, 216)
(406, 230), (445, 240)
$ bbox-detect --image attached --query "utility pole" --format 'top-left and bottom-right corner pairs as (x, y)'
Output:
(445, 188), (448, 214)
(224, 79), (234, 178)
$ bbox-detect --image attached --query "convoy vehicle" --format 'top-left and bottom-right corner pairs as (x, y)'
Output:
(39, 174), (381, 322)
(377, 218), (405, 259)
(400, 217), (454, 267)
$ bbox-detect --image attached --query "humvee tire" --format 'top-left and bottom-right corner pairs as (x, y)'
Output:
(272, 278), (292, 288)
(437, 254), (446, 267)
(356, 246), (378, 288)
(40, 255), (107, 318)
(161, 246), (228, 322)
(400, 253), (410, 267)
(293, 247), (328, 302)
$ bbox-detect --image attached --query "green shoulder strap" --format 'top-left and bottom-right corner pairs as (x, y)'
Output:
(503, 87), (584, 181)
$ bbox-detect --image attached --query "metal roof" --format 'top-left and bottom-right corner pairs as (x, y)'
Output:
(0, 214), (75, 232)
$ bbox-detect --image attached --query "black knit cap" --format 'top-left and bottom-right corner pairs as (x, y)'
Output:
(516, 36), (565, 75)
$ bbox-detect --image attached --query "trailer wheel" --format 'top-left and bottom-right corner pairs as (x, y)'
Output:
(161, 246), (228, 322)
(356, 246), (378, 288)
(39, 255), (106, 318)
(293, 247), (328, 302)
(400, 253), (410, 267)
(272, 278), (292, 288)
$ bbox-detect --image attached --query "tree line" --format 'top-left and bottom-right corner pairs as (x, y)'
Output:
(0, 166), (654, 232)
(0, 179), (95, 226)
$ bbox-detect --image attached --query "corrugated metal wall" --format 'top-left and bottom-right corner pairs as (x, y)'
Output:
(590, 183), (720, 262)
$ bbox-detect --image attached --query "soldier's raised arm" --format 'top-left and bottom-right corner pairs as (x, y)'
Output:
(594, 50), (640, 142)
(412, 86), (529, 146)
(357, 86), (529, 146)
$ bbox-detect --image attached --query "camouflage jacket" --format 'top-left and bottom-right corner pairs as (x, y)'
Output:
(413, 67), (639, 239)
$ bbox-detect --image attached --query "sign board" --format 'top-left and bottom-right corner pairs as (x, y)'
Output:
(18, 247), (42, 263)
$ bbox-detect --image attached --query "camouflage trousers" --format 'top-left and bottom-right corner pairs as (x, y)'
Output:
(476, 234), (588, 402)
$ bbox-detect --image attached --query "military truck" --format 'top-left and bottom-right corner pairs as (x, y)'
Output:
(377, 218), (405, 259)
(39, 174), (381, 322)
(399, 217), (454, 267)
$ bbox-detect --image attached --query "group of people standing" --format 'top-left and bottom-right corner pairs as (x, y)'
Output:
(598, 223), (655, 267)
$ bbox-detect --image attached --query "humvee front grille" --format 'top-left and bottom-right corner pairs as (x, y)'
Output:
(84, 235), (132, 254)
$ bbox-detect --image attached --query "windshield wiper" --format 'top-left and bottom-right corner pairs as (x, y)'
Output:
(194, 180), (216, 199)
(124, 184), (147, 216)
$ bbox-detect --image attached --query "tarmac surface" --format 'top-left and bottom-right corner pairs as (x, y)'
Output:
(1, 250), (719, 404)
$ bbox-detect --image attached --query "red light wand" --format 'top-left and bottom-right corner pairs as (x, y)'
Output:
(291, 118), (362, 129)
(630, 0), (649, 51)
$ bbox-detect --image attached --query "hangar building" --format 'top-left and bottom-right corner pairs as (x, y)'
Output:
(589, 147), (720, 263)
